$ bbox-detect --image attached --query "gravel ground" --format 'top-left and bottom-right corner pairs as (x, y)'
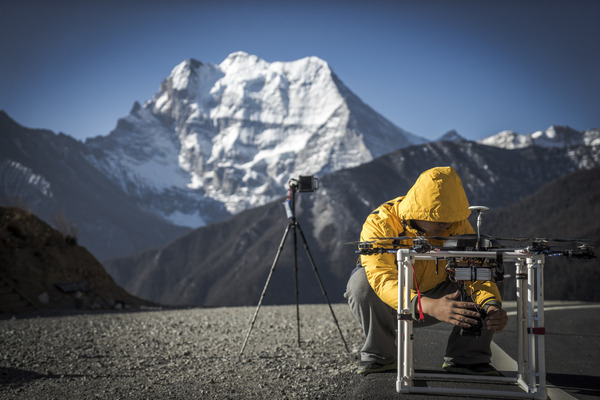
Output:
(0, 304), (365, 399)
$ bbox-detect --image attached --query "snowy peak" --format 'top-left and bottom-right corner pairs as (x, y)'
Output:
(214, 52), (341, 126)
(153, 58), (220, 116)
(219, 51), (270, 71)
(479, 125), (599, 149)
(530, 125), (585, 147)
(170, 58), (202, 91)
(478, 130), (532, 149)
(151, 52), (343, 127)
(85, 52), (421, 228)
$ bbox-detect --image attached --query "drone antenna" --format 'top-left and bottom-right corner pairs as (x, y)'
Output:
(469, 206), (489, 250)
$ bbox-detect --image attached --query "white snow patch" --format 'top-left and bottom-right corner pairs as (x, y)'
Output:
(163, 210), (206, 228)
(1, 160), (53, 198)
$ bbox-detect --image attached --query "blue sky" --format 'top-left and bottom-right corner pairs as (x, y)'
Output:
(1, 0), (599, 141)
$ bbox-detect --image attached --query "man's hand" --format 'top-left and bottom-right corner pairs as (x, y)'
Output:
(484, 306), (508, 334)
(420, 290), (480, 328)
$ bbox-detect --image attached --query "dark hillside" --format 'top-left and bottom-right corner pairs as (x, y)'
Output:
(104, 142), (600, 306)
(0, 111), (190, 261)
(0, 206), (152, 313)
(483, 166), (600, 301)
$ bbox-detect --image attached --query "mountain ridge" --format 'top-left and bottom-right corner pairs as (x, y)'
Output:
(0, 111), (190, 260)
(102, 141), (600, 306)
(478, 125), (600, 149)
(1, 53), (598, 264)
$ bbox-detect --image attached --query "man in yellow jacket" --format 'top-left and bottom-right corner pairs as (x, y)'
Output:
(345, 166), (508, 375)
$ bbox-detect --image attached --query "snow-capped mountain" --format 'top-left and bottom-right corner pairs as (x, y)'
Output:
(2, 52), (598, 264)
(478, 125), (600, 149)
(85, 52), (425, 228)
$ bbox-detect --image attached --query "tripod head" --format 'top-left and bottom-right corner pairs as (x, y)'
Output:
(288, 175), (319, 193)
(284, 176), (319, 219)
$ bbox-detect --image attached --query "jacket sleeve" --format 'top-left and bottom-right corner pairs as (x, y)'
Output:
(467, 281), (502, 310)
(362, 252), (400, 310)
(359, 210), (403, 310)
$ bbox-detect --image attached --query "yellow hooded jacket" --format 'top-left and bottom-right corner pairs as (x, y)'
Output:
(359, 166), (502, 311)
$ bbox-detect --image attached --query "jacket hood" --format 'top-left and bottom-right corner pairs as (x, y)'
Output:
(397, 166), (471, 223)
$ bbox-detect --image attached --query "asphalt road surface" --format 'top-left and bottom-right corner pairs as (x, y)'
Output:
(0, 301), (598, 399)
(346, 301), (600, 400)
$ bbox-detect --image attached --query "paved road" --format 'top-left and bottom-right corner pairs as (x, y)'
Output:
(344, 301), (600, 399)
(1, 301), (598, 399)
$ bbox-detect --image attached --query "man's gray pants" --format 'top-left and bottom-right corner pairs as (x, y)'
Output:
(344, 267), (495, 366)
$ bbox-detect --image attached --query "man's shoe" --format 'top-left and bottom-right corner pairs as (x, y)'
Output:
(356, 360), (397, 375)
(442, 361), (501, 376)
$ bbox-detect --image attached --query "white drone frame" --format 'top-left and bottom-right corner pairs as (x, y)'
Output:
(396, 248), (547, 399)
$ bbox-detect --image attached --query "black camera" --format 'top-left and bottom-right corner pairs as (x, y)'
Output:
(459, 289), (486, 337)
(291, 176), (319, 192)
(444, 257), (498, 337)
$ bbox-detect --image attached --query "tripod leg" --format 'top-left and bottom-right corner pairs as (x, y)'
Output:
(293, 221), (301, 347)
(239, 223), (292, 358)
(295, 221), (351, 354)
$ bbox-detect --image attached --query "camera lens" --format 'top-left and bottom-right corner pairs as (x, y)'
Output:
(460, 309), (486, 337)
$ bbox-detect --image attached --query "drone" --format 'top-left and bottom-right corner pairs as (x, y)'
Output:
(352, 206), (596, 396)
(352, 206), (596, 259)
(350, 206), (595, 337)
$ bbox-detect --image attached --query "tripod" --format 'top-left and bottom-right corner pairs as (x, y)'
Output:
(239, 179), (350, 357)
